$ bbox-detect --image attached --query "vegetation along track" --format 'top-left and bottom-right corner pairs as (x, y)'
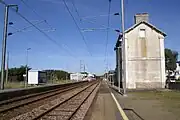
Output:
(0, 81), (90, 120)
(10, 80), (100, 120)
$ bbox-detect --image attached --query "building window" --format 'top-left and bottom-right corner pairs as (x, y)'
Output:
(139, 29), (145, 38)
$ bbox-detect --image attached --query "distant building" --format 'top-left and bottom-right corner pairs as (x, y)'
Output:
(28, 70), (47, 84)
(70, 73), (87, 81)
(175, 62), (180, 74)
(115, 13), (166, 89)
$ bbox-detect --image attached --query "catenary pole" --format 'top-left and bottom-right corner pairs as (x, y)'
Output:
(5, 51), (9, 84)
(0, 4), (18, 90)
(0, 6), (9, 90)
(121, 0), (127, 95)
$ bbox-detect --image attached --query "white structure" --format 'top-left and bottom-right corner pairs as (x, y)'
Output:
(70, 73), (87, 81)
(28, 70), (47, 84)
(165, 62), (180, 79)
(176, 62), (180, 74)
(83, 73), (96, 81)
(87, 73), (94, 77)
(175, 62), (180, 79)
(116, 13), (166, 89)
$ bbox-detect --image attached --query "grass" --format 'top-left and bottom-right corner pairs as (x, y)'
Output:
(4, 82), (30, 89)
(131, 90), (180, 100)
(4, 80), (74, 89)
(51, 80), (74, 84)
(131, 90), (180, 115)
(47, 79), (74, 84)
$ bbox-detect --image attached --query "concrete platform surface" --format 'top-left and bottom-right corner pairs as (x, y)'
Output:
(84, 81), (123, 120)
(112, 86), (179, 120)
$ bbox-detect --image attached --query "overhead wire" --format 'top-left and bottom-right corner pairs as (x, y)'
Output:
(1, 19), (53, 34)
(20, 0), (54, 29)
(0, 19), (21, 32)
(0, 0), (77, 58)
(62, 0), (92, 56)
(104, 0), (112, 65)
(81, 18), (117, 32)
(11, 20), (46, 34)
(81, 13), (115, 20)
(71, 0), (81, 21)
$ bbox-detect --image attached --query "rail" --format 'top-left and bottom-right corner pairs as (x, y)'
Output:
(0, 81), (92, 120)
(10, 80), (100, 120)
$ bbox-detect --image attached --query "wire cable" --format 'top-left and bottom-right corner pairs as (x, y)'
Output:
(71, 0), (81, 20)
(0, 1), (76, 58)
(20, 0), (54, 29)
(81, 18), (117, 32)
(11, 20), (45, 34)
(62, 0), (92, 56)
(104, 0), (112, 63)
(81, 13), (116, 20)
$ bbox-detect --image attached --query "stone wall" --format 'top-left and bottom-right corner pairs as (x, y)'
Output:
(126, 23), (165, 89)
(136, 82), (163, 89)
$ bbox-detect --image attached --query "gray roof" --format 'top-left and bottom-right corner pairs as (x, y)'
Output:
(114, 21), (167, 50)
(125, 21), (167, 36)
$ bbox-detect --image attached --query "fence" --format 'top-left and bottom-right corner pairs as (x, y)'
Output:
(168, 82), (180, 90)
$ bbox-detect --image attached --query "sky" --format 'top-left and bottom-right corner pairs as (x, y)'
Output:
(0, 0), (180, 75)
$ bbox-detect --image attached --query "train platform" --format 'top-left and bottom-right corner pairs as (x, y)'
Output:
(111, 85), (179, 120)
(84, 80), (179, 120)
(84, 81), (125, 120)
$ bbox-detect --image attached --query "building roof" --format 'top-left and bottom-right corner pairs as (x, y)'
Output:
(125, 21), (167, 36)
(135, 13), (149, 15)
(114, 21), (166, 50)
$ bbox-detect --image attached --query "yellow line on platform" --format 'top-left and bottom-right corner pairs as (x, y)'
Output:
(107, 82), (129, 120)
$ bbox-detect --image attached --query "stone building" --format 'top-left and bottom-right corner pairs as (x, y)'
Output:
(115, 13), (166, 89)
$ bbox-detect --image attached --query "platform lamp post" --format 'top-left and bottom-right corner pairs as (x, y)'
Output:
(25, 48), (31, 88)
(0, 4), (18, 90)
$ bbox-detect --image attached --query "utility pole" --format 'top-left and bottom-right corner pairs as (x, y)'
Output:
(105, 62), (109, 82)
(25, 48), (31, 88)
(80, 60), (82, 72)
(0, 5), (8, 90)
(0, 4), (18, 90)
(66, 64), (68, 83)
(83, 64), (85, 72)
(80, 60), (85, 73)
(66, 73), (68, 81)
(121, 0), (127, 96)
(5, 51), (9, 84)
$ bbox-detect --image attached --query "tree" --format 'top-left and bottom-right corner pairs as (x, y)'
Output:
(44, 69), (70, 81)
(8, 65), (31, 82)
(165, 48), (178, 72)
(172, 51), (178, 62)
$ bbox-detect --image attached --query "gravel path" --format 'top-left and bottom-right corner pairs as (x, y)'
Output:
(0, 82), (88, 120)
(10, 82), (98, 120)
(71, 81), (101, 120)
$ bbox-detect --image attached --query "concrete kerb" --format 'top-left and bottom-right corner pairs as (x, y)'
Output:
(109, 84), (172, 93)
(109, 85), (124, 95)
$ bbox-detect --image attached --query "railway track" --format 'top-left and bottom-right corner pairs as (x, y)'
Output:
(9, 81), (100, 120)
(0, 81), (93, 120)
